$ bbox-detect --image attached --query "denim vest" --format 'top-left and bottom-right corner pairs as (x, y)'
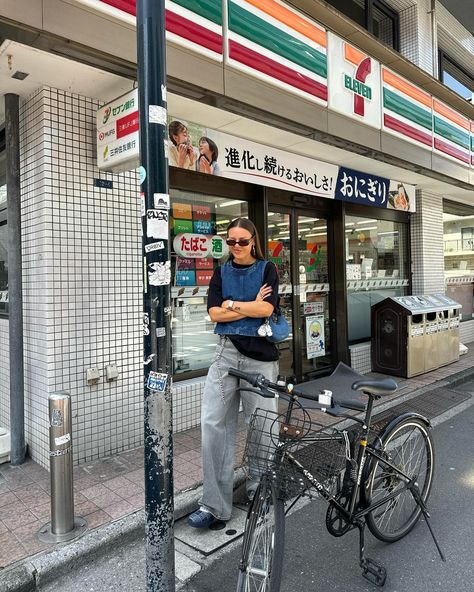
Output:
(215, 259), (266, 337)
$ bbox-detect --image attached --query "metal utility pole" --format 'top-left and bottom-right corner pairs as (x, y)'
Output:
(5, 93), (26, 466)
(136, 1), (175, 590)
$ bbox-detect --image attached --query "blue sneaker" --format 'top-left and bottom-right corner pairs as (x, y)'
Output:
(187, 509), (219, 528)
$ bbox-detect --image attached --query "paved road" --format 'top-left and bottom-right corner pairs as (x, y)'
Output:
(40, 398), (474, 592)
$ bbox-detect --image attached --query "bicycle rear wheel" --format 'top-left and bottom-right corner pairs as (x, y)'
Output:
(236, 478), (285, 592)
(365, 417), (434, 542)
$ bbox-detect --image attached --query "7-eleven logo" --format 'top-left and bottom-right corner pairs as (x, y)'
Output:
(343, 44), (372, 117)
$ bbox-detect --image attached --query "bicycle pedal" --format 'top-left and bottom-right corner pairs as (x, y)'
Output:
(361, 558), (387, 587)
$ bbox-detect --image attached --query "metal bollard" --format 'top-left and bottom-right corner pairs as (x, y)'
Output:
(37, 392), (87, 543)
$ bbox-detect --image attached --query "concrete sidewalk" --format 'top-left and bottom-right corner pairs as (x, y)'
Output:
(1, 347), (474, 591)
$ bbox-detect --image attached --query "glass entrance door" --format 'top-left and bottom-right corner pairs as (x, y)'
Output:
(267, 209), (333, 382)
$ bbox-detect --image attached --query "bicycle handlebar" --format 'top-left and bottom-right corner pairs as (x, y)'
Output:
(228, 367), (284, 395)
(228, 367), (367, 411)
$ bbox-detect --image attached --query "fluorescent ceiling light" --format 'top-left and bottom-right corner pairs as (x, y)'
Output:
(218, 199), (243, 207)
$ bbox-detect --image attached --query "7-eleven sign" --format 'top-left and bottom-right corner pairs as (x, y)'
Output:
(328, 33), (381, 129)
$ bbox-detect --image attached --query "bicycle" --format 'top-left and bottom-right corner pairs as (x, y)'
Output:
(229, 367), (445, 591)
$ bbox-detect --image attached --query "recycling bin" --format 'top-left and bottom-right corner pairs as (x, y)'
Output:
(371, 294), (461, 378)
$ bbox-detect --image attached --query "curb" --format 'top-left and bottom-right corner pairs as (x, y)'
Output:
(0, 469), (246, 592)
(2, 366), (474, 591)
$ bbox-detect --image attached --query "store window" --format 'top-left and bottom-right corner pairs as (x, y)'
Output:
(439, 51), (474, 102)
(324, 0), (399, 50)
(443, 200), (474, 320)
(346, 215), (409, 342)
(170, 188), (248, 378)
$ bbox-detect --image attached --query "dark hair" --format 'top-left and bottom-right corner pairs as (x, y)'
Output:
(198, 136), (218, 163)
(226, 218), (265, 260)
(168, 120), (187, 146)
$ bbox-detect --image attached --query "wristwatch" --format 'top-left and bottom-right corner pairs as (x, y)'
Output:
(227, 300), (234, 310)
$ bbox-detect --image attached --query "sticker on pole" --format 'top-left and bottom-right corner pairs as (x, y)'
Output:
(147, 209), (169, 239)
(147, 371), (168, 393)
(50, 409), (63, 427)
(149, 105), (167, 126)
(148, 261), (171, 286)
(55, 433), (71, 446)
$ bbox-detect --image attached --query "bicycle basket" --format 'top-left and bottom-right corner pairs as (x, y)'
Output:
(244, 409), (349, 499)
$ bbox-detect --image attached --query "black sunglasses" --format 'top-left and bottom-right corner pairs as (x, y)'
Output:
(226, 236), (254, 247)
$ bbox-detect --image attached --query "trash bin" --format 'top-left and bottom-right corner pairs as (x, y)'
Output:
(371, 294), (461, 378)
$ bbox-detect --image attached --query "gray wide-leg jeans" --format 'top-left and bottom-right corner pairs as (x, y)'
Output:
(200, 336), (278, 520)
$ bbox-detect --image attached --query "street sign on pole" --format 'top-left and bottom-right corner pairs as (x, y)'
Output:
(136, 1), (175, 590)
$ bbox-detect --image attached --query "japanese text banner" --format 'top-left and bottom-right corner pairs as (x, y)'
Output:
(201, 129), (338, 199)
(335, 167), (415, 212)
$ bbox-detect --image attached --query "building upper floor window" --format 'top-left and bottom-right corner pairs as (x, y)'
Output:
(324, 0), (399, 51)
(439, 51), (474, 102)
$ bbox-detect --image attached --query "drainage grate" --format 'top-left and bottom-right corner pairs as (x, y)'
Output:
(370, 388), (472, 432)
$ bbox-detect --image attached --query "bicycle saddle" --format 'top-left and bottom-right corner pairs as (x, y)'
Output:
(351, 378), (397, 396)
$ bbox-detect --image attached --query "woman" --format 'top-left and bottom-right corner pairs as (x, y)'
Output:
(196, 136), (220, 175)
(188, 218), (280, 528)
(168, 120), (196, 170)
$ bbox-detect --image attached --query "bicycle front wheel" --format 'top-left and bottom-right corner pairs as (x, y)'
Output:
(236, 478), (285, 592)
(365, 417), (434, 543)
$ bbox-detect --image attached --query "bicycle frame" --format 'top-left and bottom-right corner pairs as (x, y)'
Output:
(275, 393), (417, 526)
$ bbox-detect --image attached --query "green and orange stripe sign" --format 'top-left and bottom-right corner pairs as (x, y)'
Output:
(226, 0), (328, 104)
(99, 0), (223, 59)
(433, 99), (471, 165)
(382, 68), (432, 149)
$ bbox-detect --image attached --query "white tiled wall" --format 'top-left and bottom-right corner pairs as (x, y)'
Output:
(349, 342), (372, 375)
(19, 87), (143, 466)
(12, 86), (210, 466)
(410, 189), (445, 295)
(0, 319), (9, 427)
(459, 319), (474, 345)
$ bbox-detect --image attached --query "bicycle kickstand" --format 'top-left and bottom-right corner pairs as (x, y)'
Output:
(410, 484), (446, 562)
(357, 521), (387, 587)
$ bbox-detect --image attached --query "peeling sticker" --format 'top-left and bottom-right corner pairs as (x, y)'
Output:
(156, 327), (166, 338)
(147, 209), (169, 239)
(141, 192), (145, 216)
(164, 306), (172, 315)
(144, 353), (156, 365)
(161, 84), (167, 102)
(148, 261), (171, 286)
(55, 433), (71, 446)
(143, 313), (150, 336)
(154, 193), (170, 209)
(147, 371), (168, 393)
(149, 105), (167, 125)
(145, 241), (165, 253)
(139, 166), (147, 184)
(50, 409), (63, 427)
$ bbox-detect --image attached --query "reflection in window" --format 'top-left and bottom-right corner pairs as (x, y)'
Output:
(439, 52), (474, 102)
(346, 216), (408, 342)
(324, 0), (399, 50)
(170, 189), (248, 376)
(443, 202), (474, 320)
